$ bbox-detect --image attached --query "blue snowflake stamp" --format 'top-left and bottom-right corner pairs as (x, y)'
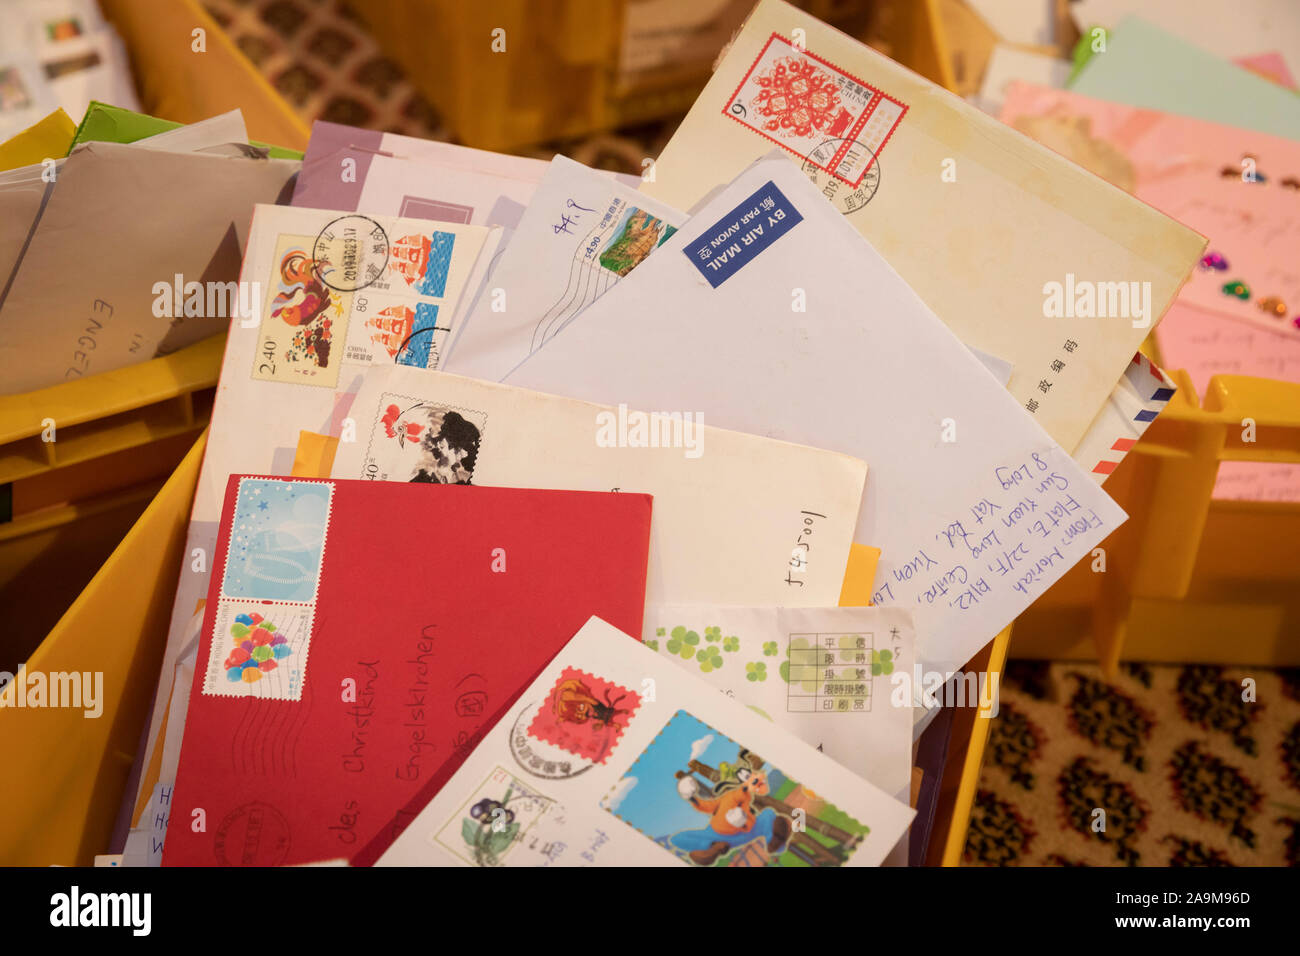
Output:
(220, 478), (333, 603)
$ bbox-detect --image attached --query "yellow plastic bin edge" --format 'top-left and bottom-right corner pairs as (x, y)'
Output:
(0, 432), (206, 867)
(941, 624), (1011, 866)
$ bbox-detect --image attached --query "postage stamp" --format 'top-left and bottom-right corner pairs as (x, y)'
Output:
(603, 710), (868, 867)
(433, 765), (562, 867)
(253, 234), (354, 388)
(508, 703), (595, 781)
(527, 667), (640, 765)
(723, 32), (907, 189)
(341, 294), (448, 369)
(202, 600), (313, 700)
(220, 478), (333, 603)
(356, 394), (487, 485)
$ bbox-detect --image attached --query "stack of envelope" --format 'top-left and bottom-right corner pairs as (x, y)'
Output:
(44, 0), (1221, 868)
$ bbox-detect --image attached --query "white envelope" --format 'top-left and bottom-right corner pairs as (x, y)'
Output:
(444, 155), (687, 382)
(376, 615), (914, 867)
(333, 365), (866, 608)
(507, 155), (1128, 674)
(641, 0), (1205, 453)
(641, 605), (914, 803)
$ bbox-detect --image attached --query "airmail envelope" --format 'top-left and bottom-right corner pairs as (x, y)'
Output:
(331, 364), (868, 609)
(508, 156), (1129, 675)
(640, 0), (1206, 453)
(162, 476), (652, 866)
(374, 615), (914, 867)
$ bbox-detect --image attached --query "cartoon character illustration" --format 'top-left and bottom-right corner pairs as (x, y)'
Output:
(669, 748), (791, 866)
(551, 677), (631, 730)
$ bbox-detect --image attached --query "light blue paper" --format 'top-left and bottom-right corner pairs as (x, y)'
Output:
(1070, 16), (1300, 139)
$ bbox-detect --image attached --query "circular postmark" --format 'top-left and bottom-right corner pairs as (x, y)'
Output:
(800, 138), (881, 215)
(507, 702), (595, 781)
(214, 801), (292, 866)
(312, 214), (389, 292)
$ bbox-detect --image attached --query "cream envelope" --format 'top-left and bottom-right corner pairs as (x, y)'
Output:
(640, 0), (1205, 453)
(375, 616), (914, 868)
(443, 155), (687, 382)
(132, 204), (492, 811)
(0, 141), (300, 394)
(641, 605), (914, 805)
(332, 365), (866, 608)
(507, 155), (1129, 675)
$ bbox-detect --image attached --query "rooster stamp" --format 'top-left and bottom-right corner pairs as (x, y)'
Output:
(253, 234), (354, 387)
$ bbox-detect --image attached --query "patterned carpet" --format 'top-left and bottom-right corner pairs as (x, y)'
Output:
(964, 661), (1300, 866)
(199, 0), (1298, 867)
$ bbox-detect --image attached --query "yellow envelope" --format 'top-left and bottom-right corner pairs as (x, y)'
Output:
(643, 0), (1205, 452)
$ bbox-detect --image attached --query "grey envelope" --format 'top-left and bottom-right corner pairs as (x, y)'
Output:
(0, 140), (300, 394)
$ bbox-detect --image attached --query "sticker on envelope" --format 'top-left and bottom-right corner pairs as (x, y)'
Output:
(683, 180), (803, 288)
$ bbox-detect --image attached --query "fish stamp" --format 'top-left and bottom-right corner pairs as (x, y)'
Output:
(724, 32), (906, 189)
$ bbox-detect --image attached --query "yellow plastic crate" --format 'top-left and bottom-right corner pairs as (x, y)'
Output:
(0, 423), (1006, 865)
(0, 0), (309, 664)
(1012, 372), (1300, 670)
(349, 0), (955, 152)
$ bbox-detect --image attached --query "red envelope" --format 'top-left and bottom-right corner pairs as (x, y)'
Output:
(163, 476), (650, 866)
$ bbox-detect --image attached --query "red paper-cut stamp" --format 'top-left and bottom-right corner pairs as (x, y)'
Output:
(723, 33), (907, 189)
(527, 668), (640, 765)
